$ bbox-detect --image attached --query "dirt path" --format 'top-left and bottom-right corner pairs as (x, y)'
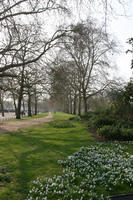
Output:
(0, 112), (53, 133)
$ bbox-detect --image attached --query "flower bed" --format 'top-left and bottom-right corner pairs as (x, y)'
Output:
(27, 143), (133, 200)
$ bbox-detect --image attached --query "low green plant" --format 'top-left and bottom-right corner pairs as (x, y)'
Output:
(27, 143), (133, 200)
(121, 128), (133, 140)
(92, 117), (115, 128)
(99, 125), (121, 140)
(69, 116), (81, 121)
(50, 120), (75, 128)
(0, 174), (11, 183)
(86, 108), (133, 141)
(99, 125), (133, 141)
(87, 109), (117, 129)
(116, 119), (133, 128)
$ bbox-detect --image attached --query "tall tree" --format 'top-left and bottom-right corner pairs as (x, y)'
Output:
(0, 0), (68, 77)
(126, 38), (133, 69)
(61, 20), (115, 114)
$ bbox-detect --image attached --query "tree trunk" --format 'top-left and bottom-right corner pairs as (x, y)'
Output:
(16, 65), (25, 119)
(16, 88), (23, 119)
(78, 90), (81, 116)
(22, 100), (25, 115)
(73, 93), (77, 115)
(0, 91), (4, 117)
(34, 96), (38, 115)
(34, 86), (38, 115)
(70, 93), (73, 114)
(12, 93), (17, 116)
(83, 90), (88, 115)
(28, 90), (32, 117)
(65, 95), (69, 113)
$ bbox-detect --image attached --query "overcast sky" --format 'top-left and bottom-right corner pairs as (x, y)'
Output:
(67, 0), (133, 81)
(109, 0), (133, 81)
(44, 0), (133, 82)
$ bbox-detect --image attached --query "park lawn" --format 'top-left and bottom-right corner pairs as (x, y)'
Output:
(53, 112), (75, 120)
(21, 112), (49, 119)
(0, 112), (94, 200)
(9, 112), (49, 122)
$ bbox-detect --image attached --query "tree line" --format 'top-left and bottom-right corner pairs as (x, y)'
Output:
(0, 0), (131, 119)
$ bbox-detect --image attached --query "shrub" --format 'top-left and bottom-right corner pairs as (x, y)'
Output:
(80, 114), (89, 120)
(121, 128), (133, 140)
(86, 108), (133, 141)
(69, 116), (81, 121)
(0, 174), (11, 183)
(50, 120), (75, 128)
(87, 109), (118, 129)
(99, 125), (133, 141)
(92, 117), (115, 128)
(98, 125), (121, 140)
(126, 120), (133, 128)
(115, 119), (133, 128)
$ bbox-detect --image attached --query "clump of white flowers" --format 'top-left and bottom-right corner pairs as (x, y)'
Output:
(27, 143), (133, 200)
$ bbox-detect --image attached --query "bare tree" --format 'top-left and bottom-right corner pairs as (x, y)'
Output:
(48, 55), (80, 114)
(0, 0), (126, 119)
(0, 0), (68, 22)
(61, 20), (116, 114)
(0, 0), (69, 77)
(23, 63), (47, 116)
(0, 0), (126, 75)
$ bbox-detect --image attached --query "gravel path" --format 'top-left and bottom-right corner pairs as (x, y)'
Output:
(0, 112), (53, 133)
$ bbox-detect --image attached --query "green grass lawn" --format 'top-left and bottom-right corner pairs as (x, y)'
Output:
(0, 112), (133, 200)
(9, 112), (48, 121)
(22, 112), (49, 119)
(0, 112), (94, 200)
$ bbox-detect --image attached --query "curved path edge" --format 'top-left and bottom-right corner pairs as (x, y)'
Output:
(0, 112), (53, 134)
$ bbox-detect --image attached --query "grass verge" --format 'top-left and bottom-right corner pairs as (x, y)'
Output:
(0, 112), (94, 200)
(21, 112), (49, 120)
(8, 112), (48, 122)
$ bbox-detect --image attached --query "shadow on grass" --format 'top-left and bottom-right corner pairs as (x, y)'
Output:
(0, 122), (94, 200)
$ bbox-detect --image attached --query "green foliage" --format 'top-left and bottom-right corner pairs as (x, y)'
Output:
(87, 105), (133, 140)
(99, 125), (121, 140)
(50, 120), (75, 128)
(121, 128), (133, 140)
(92, 117), (115, 129)
(108, 81), (133, 119)
(116, 119), (133, 128)
(99, 125), (133, 141)
(81, 111), (98, 121)
(69, 116), (81, 121)
(87, 109), (117, 129)
(0, 174), (11, 183)
(53, 112), (74, 121)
